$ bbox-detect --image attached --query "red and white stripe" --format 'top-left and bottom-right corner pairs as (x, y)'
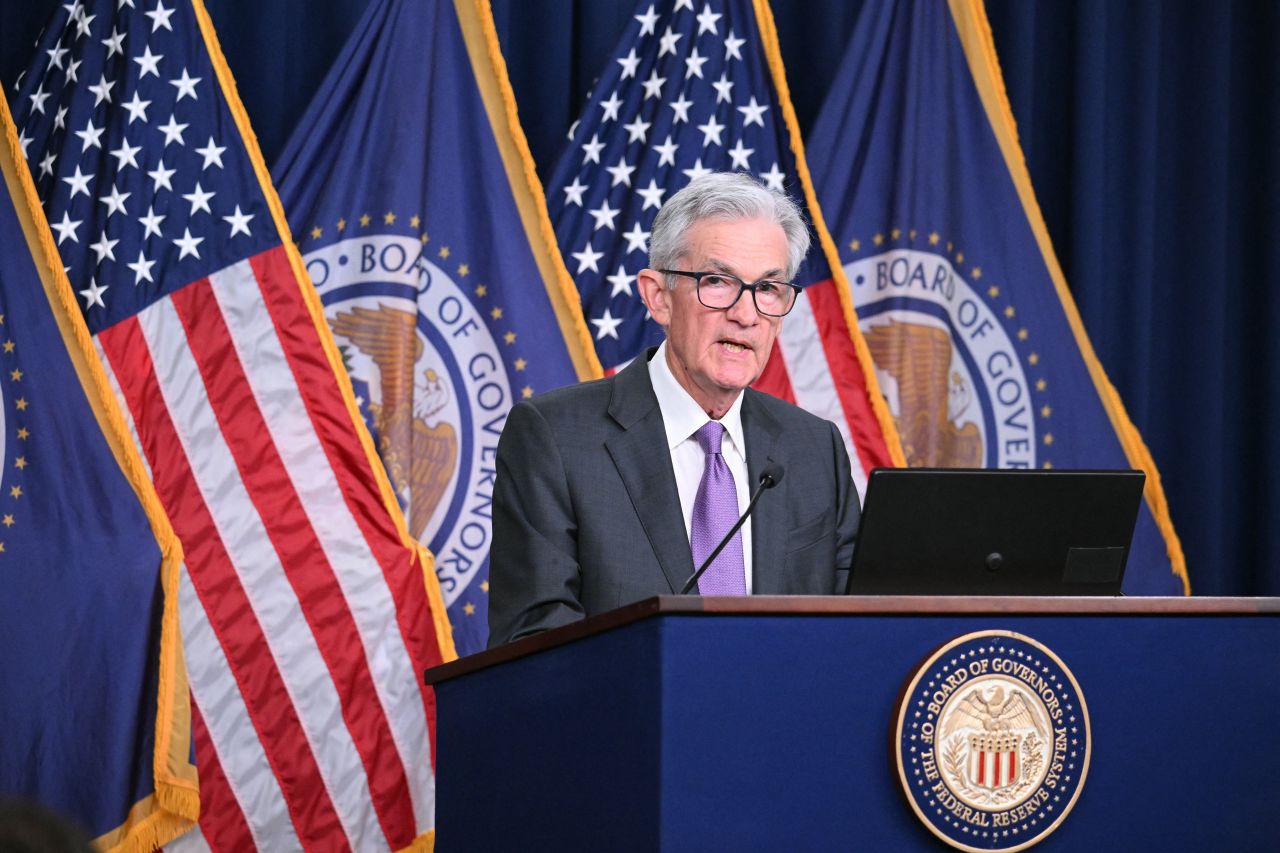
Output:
(97, 245), (444, 851)
(970, 747), (1018, 789)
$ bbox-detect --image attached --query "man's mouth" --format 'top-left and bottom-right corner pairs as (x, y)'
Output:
(720, 340), (749, 353)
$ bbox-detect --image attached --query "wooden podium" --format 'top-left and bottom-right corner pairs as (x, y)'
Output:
(425, 597), (1280, 851)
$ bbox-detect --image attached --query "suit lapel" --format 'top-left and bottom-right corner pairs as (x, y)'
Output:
(605, 355), (693, 594)
(743, 391), (787, 594)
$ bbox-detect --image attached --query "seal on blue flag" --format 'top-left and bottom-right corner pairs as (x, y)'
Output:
(895, 630), (1090, 851)
(846, 246), (1043, 471)
(304, 233), (510, 606)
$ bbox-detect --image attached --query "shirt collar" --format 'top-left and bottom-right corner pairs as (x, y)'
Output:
(648, 341), (747, 458)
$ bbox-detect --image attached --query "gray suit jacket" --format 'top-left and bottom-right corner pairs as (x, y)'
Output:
(488, 350), (860, 646)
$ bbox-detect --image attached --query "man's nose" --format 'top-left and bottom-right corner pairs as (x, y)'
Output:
(726, 288), (758, 324)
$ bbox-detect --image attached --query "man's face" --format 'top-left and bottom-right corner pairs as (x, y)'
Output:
(639, 216), (789, 417)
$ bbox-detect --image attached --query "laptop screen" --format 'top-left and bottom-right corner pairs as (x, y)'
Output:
(845, 468), (1145, 596)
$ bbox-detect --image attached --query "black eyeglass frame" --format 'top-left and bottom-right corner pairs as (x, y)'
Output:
(657, 269), (803, 317)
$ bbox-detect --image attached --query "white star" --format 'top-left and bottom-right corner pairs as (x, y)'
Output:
(173, 227), (203, 260)
(711, 72), (734, 103)
(182, 182), (215, 216)
(641, 70), (666, 100)
(571, 242), (603, 274)
(134, 45), (162, 78)
(696, 3), (721, 34)
(590, 308), (623, 340)
(99, 184), (131, 218)
(623, 116), (651, 143)
(148, 159), (176, 191)
(683, 158), (712, 182)
(684, 48), (708, 79)
(101, 26), (125, 57)
(89, 231), (119, 263)
(139, 204), (165, 238)
(637, 179), (666, 211)
(653, 135), (679, 167)
(121, 91), (151, 124)
(54, 105), (67, 130)
(118, 0), (136, 8)
(74, 10), (95, 38)
(588, 199), (620, 232)
(634, 5), (659, 36)
(606, 157), (635, 187)
(170, 68), (200, 101)
(669, 92), (693, 124)
(79, 277), (108, 309)
(110, 139), (142, 170)
(37, 152), (57, 179)
(223, 205), (254, 237)
(62, 165), (93, 198)
(658, 26), (682, 57)
(28, 84), (49, 115)
(126, 249), (155, 284)
(674, 0), (694, 11)
(17, 129), (31, 157)
(562, 177), (587, 207)
(74, 118), (104, 151)
(65, 58), (81, 83)
(724, 29), (746, 61)
(607, 266), (633, 298)
(760, 161), (786, 191)
(51, 211), (81, 245)
(158, 114), (188, 146)
(621, 222), (650, 254)
(727, 139), (753, 170)
(146, 0), (175, 32)
(616, 48), (640, 79)
(599, 91), (623, 122)
(46, 44), (68, 69)
(88, 74), (116, 106)
(195, 136), (226, 169)
(581, 133), (605, 164)
(738, 96), (769, 128)
(697, 114), (725, 147)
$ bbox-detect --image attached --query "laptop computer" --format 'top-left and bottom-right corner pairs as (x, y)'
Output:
(845, 468), (1145, 596)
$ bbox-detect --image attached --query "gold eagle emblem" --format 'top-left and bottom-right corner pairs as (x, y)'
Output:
(941, 685), (1047, 737)
(330, 304), (458, 541)
(864, 320), (983, 468)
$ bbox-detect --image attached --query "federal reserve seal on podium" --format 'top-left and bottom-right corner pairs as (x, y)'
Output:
(895, 630), (1091, 851)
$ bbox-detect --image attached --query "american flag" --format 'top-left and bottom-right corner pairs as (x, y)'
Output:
(545, 0), (904, 490)
(13, 1), (452, 850)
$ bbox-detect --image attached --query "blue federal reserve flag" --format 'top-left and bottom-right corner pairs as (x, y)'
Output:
(806, 0), (1187, 594)
(0, 98), (196, 848)
(275, 0), (601, 654)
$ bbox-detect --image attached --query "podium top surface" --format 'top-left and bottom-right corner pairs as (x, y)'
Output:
(425, 595), (1280, 685)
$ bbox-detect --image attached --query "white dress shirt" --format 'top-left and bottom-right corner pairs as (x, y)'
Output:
(648, 341), (753, 592)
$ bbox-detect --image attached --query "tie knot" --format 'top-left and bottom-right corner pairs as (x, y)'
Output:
(695, 420), (725, 455)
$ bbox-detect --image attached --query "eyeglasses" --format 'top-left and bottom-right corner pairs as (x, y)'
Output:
(658, 269), (802, 317)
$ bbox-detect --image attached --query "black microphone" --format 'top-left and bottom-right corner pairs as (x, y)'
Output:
(680, 463), (785, 595)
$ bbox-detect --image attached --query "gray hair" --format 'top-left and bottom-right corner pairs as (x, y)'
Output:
(648, 172), (811, 281)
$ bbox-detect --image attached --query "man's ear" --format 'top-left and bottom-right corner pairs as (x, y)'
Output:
(636, 268), (672, 326)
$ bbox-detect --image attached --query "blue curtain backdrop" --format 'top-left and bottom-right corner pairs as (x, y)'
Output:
(3, 1), (1276, 596)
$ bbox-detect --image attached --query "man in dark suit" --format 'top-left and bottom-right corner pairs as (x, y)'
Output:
(489, 173), (859, 645)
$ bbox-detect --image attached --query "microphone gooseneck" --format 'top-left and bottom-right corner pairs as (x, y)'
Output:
(680, 464), (784, 595)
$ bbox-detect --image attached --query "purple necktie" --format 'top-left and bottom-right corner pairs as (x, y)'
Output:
(690, 421), (747, 596)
